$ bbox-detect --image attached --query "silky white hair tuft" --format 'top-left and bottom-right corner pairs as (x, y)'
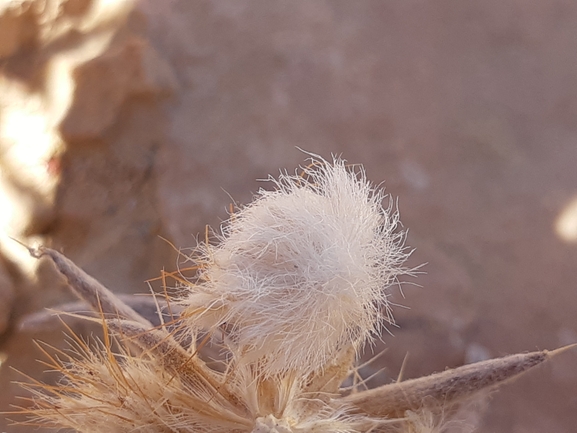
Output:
(182, 155), (411, 374)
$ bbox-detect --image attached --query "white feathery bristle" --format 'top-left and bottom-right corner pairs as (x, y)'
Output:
(183, 155), (411, 374)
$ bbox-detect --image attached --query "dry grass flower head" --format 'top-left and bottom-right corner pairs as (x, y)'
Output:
(181, 156), (410, 375)
(9, 155), (571, 433)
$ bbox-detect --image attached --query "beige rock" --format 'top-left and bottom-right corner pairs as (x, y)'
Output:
(0, 2), (176, 430)
(0, 2), (35, 58)
(60, 36), (177, 140)
(0, 260), (14, 335)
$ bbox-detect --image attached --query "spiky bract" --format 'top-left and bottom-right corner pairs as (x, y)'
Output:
(21, 328), (373, 433)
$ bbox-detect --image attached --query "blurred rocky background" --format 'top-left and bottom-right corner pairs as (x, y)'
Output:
(1, 0), (577, 432)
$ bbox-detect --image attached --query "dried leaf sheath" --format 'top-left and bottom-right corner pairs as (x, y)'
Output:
(344, 349), (555, 419)
(30, 247), (151, 327)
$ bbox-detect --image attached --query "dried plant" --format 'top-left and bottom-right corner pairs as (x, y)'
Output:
(10, 155), (570, 432)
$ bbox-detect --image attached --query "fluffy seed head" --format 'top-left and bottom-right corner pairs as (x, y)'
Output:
(14, 159), (559, 433)
(183, 155), (411, 374)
